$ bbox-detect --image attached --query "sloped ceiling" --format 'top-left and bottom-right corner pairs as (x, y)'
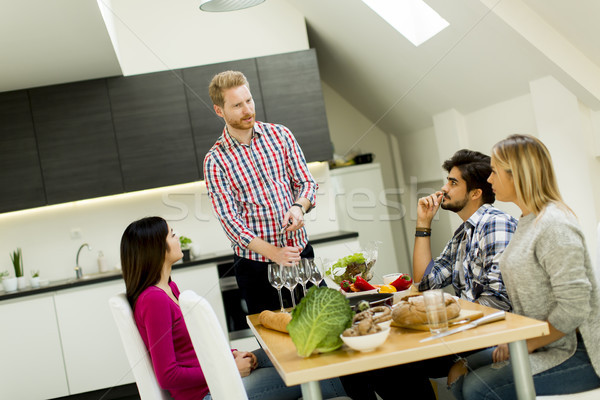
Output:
(0, 0), (122, 91)
(1, 0), (599, 135)
(287, 0), (600, 133)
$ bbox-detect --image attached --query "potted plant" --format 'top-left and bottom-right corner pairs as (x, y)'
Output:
(180, 236), (192, 262)
(1, 270), (17, 293)
(10, 248), (27, 290)
(30, 270), (40, 289)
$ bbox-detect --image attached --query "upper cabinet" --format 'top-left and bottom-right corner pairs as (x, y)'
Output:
(257, 49), (333, 162)
(30, 79), (123, 205)
(108, 70), (199, 191)
(1, 49), (332, 213)
(0, 90), (46, 213)
(183, 58), (265, 180)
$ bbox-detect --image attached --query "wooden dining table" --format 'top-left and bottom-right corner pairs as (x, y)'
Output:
(247, 299), (549, 400)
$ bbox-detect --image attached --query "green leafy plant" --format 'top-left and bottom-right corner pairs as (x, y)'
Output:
(0, 270), (9, 280)
(10, 248), (24, 277)
(287, 286), (354, 357)
(31, 270), (40, 278)
(179, 236), (192, 250)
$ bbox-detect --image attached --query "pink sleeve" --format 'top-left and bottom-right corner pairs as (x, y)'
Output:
(136, 290), (207, 390)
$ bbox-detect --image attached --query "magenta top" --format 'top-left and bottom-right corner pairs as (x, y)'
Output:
(134, 281), (208, 400)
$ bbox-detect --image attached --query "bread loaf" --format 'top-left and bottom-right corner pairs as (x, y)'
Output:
(392, 294), (460, 326)
(259, 310), (292, 333)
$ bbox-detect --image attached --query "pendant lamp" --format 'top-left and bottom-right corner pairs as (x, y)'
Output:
(199, 0), (265, 12)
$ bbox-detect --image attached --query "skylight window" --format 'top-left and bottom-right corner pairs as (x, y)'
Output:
(362, 0), (449, 46)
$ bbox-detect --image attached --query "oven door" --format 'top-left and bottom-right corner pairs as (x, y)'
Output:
(218, 262), (252, 340)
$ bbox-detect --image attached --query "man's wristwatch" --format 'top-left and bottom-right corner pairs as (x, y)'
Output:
(291, 203), (305, 215)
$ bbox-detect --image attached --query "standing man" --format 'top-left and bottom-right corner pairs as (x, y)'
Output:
(203, 70), (317, 315)
(341, 149), (518, 399)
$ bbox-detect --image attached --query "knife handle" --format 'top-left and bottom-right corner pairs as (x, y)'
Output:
(473, 311), (506, 326)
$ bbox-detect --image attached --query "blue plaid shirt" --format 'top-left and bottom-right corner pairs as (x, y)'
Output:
(418, 204), (517, 311)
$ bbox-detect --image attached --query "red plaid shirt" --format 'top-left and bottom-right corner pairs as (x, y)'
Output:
(203, 121), (317, 262)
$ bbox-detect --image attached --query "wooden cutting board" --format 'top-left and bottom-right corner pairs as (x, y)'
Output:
(391, 308), (484, 331)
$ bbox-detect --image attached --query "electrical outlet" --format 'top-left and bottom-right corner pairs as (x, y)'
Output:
(70, 228), (82, 240)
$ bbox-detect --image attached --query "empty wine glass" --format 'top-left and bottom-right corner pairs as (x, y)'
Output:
(282, 264), (299, 309)
(297, 259), (312, 296)
(268, 263), (285, 313)
(309, 257), (324, 287)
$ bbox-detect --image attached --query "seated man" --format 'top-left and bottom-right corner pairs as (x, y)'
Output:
(341, 149), (518, 400)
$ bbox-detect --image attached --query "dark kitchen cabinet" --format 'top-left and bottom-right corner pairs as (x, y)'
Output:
(0, 90), (46, 212)
(108, 70), (199, 191)
(0, 49), (333, 214)
(182, 58), (265, 179)
(29, 79), (123, 205)
(256, 49), (333, 162)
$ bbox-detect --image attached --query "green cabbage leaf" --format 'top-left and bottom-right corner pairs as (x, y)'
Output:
(287, 286), (354, 357)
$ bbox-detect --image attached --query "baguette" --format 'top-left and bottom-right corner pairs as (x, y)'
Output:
(392, 294), (460, 326)
(259, 310), (292, 333)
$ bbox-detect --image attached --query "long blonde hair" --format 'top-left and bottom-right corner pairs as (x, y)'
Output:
(491, 134), (571, 216)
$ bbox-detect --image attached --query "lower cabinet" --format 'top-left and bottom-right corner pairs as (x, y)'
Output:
(0, 295), (69, 400)
(171, 263), (227, 334)
(54, 280), (134, 395)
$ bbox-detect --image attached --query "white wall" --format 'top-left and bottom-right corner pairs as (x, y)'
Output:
(0, 163), (337, 282)
(321, 82), (411, 270)
(99, 0), (309, 75)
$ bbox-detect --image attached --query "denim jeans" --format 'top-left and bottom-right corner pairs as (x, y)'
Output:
(451, 338), (600, 400)
(203, 348), (347, 400)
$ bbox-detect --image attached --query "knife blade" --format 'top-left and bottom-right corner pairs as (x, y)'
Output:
(420, 311), (506, 343)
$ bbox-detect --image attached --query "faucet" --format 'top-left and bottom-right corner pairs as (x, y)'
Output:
(75, 243), (92, 279)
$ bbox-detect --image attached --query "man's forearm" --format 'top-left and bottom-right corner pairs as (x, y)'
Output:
(413, 236), (433, 282)
(247, 237), (277, 261)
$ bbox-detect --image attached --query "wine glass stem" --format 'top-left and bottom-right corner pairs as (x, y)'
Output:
(290, 288), (296, 308)
(277, 288), (285, 313)
(301, 283), (307, 297)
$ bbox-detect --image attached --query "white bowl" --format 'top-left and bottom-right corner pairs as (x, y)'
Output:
(382, 273), (401, 285)
(340, 326), (391, 352)
(377, 319), (392, 330)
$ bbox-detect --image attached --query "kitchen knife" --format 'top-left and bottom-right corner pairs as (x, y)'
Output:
(420, 310), (506, 343)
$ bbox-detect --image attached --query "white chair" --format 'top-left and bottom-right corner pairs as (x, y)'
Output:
(179, 290), (249, 400)
(108, 293), (172, 400)
(538, 389), (600, 399)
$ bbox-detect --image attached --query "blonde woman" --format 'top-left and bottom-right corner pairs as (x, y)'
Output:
(450, 134), (600, 399)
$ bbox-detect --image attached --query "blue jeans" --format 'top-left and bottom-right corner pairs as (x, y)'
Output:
(451, 338), (600, 400)
(203, 348), (346, 400)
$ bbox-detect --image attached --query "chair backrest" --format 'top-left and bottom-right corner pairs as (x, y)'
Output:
(179, 290), (248, 400)
(108, 293), (172, 400)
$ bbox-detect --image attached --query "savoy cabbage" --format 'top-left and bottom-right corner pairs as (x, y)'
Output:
(287, 286), (354, 357)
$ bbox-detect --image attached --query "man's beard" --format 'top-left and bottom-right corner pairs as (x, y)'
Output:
(228, 114), (255, 130)
(440, 194), (468, 213)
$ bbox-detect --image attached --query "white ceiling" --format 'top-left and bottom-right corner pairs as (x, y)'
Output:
(2, 0), (599, 135)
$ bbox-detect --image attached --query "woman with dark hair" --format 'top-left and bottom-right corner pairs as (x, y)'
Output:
(120, 216), (345, 400)
(449, 134), (600, 399)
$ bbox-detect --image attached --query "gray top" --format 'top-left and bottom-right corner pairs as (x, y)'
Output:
(500, 203), (600, 375)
